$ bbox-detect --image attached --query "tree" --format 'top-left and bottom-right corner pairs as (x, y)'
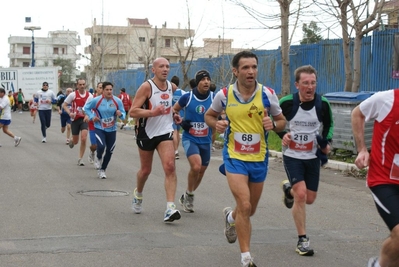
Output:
(229, 0), (313, 95)
(300, 21), (323, 44)
(53, 58), (75, 87)
(317, 0), (385, 92)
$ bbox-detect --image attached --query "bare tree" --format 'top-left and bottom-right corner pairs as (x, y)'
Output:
(317, 0), (385, 92)
(229, 0), (310, 95)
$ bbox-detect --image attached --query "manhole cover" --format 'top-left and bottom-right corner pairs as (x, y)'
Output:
(77, 190), (130, 197)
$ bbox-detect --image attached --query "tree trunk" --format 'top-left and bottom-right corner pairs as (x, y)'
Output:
(352, 35), (362, 92)
(280, 1), (291, 96)
(339, 2), (353, 92)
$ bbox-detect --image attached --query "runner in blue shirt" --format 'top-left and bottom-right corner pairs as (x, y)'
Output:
(83, 81), (126, 179)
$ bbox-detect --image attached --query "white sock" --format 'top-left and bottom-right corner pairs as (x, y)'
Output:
(167, 202), (175, 209)
(175, 150), (178, 154)
(241, 252), (251, 262)
(227, 211), (235, 224)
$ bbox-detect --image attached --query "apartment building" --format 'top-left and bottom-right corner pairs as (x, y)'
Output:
(83, 18), (240, 71)
(8, 30), (81, 68)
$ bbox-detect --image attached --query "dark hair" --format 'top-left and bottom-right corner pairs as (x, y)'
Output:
(102, 81), (113, 89)
(232, 51), (258, 69)
(189, 78), (197, 89)
(120, 88), (126, 92)
(294, 65), (317, 83)
(171, 76), (179, 87)
(0, 88), (5, 94)
(210, 83), (216, 92)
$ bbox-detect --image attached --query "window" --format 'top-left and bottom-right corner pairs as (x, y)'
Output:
(165, 39), (171, 47)
(23, 47), (30, 54)
(150, 38), (155, 47)
(53, 47), (59, 54)
(23, 62), (30, 67)
(139, 37), (145, 42)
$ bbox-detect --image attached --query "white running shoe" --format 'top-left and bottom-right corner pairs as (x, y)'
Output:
(164, 205), (181, 222)
(41, 137), (46, 143)
(94, 157), (101, 170)
(98, 169), (107, 179)
(88, 152), (95, 164)
(132, 188), (143, 214)
(14, 136), (22, 147)
(77, 158), (85, 166)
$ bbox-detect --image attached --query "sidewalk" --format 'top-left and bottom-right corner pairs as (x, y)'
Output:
(269, 150), (359, 172)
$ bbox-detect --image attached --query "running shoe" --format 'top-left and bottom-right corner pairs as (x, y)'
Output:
(131, 188), (143, 214)
(69, 141), (74, 149)
(175, 152), (179, 159)
(120, 124), (125, 130)
(98, 169), (107, 179)
(94, 157), (101, 170)
(77, 158), (85, 166)
(367, 257), (379, 267)
(223, 207), (237, 243)
(179, 193), (194, 213)
(281, 179), (294, 209)
(42, 137), (46, 143)
(88, 152), (95, 164)
(14, 136), (22, 147)
(241, 256), (257, 267)
(296, 237), (314, 256)
(164, 205), (181, 222)
(66, 139), (70, 145)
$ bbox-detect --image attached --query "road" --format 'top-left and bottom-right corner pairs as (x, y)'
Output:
(0, 111), (385, 267)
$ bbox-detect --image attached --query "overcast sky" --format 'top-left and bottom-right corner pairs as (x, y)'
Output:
(0, 0), (340, 69)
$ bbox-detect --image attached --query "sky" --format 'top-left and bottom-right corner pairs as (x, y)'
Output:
(0, 0), (340, 69)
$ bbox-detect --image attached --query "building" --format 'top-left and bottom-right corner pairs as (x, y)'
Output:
(381, 0), (399, 29)
(83, 18), (240, 72)
(8, 30), (81, 68)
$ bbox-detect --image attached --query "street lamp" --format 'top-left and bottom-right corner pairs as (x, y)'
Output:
(24, 26), (41, 67)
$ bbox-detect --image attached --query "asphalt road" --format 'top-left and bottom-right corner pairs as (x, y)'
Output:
(0, 111), (386, 267)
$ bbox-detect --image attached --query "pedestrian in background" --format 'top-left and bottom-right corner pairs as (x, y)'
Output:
(171, 75), (186, 159)
(63, 79), (93, 166)
(0, 88), (22, 147)
(16, 88), (25, 113)
(57, 88), (73, 145)
(118, 88), (131, 130)
(352, 89), (399, 267)
(35, 82), (57, 143)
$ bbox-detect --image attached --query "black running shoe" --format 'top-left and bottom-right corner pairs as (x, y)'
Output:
(281, 179), (294, 209)
(296, 237), (314, 256)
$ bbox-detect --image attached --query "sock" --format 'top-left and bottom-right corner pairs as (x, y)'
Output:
(135, 191), (143, 197)
(186, 191), (194, 195)
(175, 150), (178, 154)
(285, 187), (293, 199)
(167, 202), (175, 209)
(14, 136), (18, 140)
(241, 252), (251, 262)
(298, 235), (307, 240)
(227, 211), (235, 224)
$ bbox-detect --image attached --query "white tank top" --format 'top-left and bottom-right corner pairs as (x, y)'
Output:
(142, 79), (173, 139)
(284, 106), (320, 159)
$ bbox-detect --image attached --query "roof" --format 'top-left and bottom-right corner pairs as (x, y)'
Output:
(127, 18), (150, 26)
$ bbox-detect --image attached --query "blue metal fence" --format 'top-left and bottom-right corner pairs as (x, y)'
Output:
(107, 29), (399, 96)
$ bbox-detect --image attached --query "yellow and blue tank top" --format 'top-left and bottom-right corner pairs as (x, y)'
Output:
(224, 84), (271, 162)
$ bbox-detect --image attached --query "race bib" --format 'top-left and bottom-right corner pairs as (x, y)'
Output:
(188, 122), (209, 137)
(76, 107), (84, 116)
(234, 132), (260, 154)
(101, 117), (115, 129)
(289, 133), (314, 152)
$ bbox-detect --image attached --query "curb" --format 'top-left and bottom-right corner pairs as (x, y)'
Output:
(268, 150), (358, 171)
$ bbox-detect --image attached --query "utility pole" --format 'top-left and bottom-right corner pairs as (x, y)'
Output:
(24, 26), (41, 67)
